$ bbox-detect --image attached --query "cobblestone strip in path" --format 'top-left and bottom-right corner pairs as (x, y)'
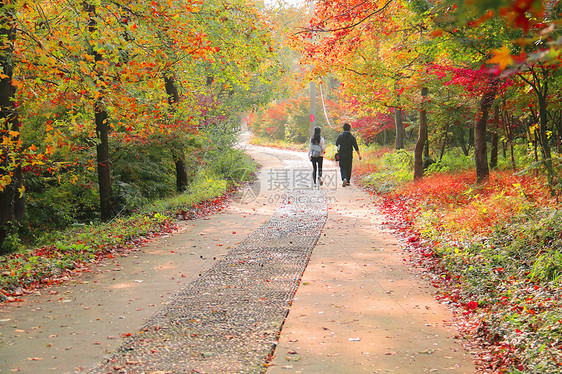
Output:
(91, 188), (327, 374)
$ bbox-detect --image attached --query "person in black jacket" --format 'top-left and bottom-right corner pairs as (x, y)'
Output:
(335, 123), (361, 187)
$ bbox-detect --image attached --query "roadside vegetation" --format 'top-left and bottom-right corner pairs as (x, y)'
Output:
(355, 145), (560, 373)
(353, 123), (559, 374)
(0, 144), (257, 301)
(0, 1), (272, 300)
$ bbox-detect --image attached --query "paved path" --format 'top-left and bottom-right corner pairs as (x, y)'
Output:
(267, 158), (475, 373)
(0, 139), (475, 373)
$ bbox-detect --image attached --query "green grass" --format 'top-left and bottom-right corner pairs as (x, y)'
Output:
(250, 135), (308, 151)
(1, 152), (257, 299)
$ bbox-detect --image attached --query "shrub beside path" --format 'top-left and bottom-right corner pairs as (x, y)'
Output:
(0, 140), (474, 373)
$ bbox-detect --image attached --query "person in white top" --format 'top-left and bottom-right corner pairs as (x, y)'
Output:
(308, 126), (326, 186)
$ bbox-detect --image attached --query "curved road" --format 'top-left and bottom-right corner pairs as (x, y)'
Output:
(0, 137), (475, 373)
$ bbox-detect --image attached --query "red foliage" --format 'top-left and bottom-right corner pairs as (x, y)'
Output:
(500, 0), (546, 32)
(391, 170), (477, 206)
(363, 167), (557, 372)
(352, 147), (394, 177)
(352, 112), (395, 143)
(391, 170), (551, 214)
(426, 64), (515, 96)
(266, 101), (289, 123)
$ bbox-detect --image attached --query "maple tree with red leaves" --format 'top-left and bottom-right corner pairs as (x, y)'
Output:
(298, 0), (560, 184)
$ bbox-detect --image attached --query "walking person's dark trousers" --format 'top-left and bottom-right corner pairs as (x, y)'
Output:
(311, 157), (323, 184)
(339, 156), (353, 182)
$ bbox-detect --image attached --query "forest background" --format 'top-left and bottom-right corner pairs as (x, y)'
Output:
(1, 0), (561, 372)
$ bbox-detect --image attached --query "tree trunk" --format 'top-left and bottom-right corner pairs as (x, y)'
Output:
(500, 101), (516, 170)
(414, 87), (428, 181)
(510, 142), (516, 171)
(490, 105), (499, 169)
(395, 107), (405, 150)
(490, 132), (498, 169)
(164, 72), (189, 192)
(457, 127), (469, 156)
(164, 73), (180, 105)
(518, 65), (556, 192)
(555, 109), (562, 154)
(439, 127), (448, 162)
(175, 158), (188, 192)
(95, 107), (112, 220)
(475, 82), (497, 183)
(85, 3), (112, 220)
(537, 91), (555, 191)
(0, 5), (24, 248)
(554, 109), (562, 154)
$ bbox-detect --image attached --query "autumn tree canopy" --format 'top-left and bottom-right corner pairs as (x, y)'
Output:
(296, 0), (560, 184)
(0, 0), (283, 247)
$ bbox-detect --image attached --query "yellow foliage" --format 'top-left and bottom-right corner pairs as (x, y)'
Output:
(487, 45), (513, 70)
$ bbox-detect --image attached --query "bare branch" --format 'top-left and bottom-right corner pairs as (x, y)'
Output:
(343, 67), (371, 76)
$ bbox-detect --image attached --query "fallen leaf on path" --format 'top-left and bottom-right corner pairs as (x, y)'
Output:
(418, 349), (434, 354)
